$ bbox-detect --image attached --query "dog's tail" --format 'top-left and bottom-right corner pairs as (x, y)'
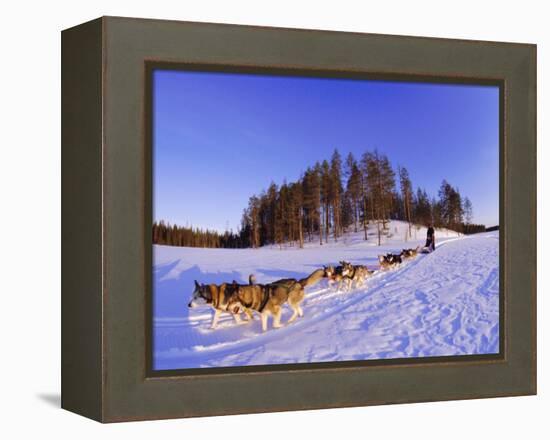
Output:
(299, 268), (325, 288)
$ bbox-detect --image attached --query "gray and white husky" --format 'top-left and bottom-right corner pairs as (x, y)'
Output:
(340, 261), (374, 290)
(188, 280), (253, 329)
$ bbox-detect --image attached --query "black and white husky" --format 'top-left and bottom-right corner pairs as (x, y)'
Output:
(378, 253), (402, 270)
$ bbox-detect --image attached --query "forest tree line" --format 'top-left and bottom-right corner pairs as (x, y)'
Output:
(152, 221), (246, 248)
(153, 149), (486, 248)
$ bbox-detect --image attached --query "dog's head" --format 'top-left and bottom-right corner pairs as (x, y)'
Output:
(341, 261), (353, 276)
(188, 280), (211, 308)
(323, 265), (335, 278)
(380, 254), (397, 265)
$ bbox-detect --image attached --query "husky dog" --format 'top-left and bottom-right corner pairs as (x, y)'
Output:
(401, 246), (420, 259)
(378, 253), (402, 270)
(389, 253), (403, 264)
(188, 281), (254, 329)
(324, 262), (353, 290)
(340, 261), (374, 290)
(322, 265), (336, 281)
(234, 268), (327, 331)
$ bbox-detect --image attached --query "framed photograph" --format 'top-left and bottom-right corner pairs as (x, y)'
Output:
(62, 16), (536, 422)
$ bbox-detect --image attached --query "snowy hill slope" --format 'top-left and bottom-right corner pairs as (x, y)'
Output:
(152, 222), (498, 370)
(263, 220), (460, 250)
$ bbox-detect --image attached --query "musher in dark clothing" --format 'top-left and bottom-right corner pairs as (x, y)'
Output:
(426, 225), (435, 251)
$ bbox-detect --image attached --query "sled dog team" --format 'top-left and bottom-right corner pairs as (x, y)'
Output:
(188, 246), (420, 331)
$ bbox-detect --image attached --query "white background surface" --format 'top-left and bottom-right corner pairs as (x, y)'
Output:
(0, 0), (546, 438)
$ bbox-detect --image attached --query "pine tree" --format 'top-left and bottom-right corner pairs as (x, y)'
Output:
(432, 197), (442, 227)
(320, 160), (332, 243)
(463, 197), (473, 225)
(290, 181), (304, 248)
(438, 180), (464, 230)
(413, 188), (432, 226)
(345, 153), (362, 233)
(330, 149), (343, 240)
(379, 154), (396, 229)
(266, 182), (278, 245)
(301, 167), (316, 242)
(362, 151), (384, 245)
(398, 166), (413, 238)
(438, 180), (452, 227)
(341, 194), (353, 232)
(248, 195), (261, 248)
(312, 162), (323, 245)
(274, 183), (289, 248)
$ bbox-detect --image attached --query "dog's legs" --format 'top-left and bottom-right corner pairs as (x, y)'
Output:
(272, 306), (283, 328)
(345, 278), (352, 291)
(288, 297), (305, 320)
(260, 312), (269, 332)
(210, 309), (222, 329)
(287, 306), (299, 323)
(232, 313), (245, 325)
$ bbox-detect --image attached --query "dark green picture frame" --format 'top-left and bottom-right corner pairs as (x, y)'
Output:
(62, 16), (536, 422)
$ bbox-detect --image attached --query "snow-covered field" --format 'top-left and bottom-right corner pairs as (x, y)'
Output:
(153, 221), (499, 370)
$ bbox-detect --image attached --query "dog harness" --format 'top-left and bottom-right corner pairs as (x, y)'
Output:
(258, 287), (271, 313)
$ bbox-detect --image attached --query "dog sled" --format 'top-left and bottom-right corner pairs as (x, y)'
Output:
(420, 239), (435, 254)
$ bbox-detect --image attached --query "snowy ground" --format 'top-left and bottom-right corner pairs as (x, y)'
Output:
(152, 221), (499, 370)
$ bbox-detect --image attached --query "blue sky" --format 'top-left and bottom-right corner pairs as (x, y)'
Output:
(153, 69), (499, 232)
